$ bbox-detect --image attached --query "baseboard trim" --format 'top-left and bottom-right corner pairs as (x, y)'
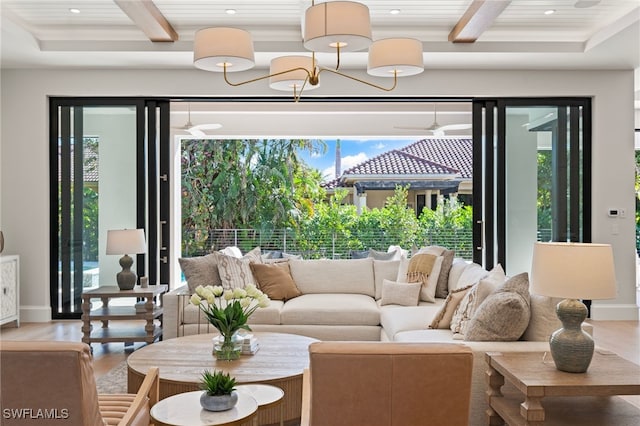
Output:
(590, 303), (639, 320)
(20, 306), (52, 322)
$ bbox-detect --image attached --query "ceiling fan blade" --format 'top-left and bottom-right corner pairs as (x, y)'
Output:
(436, 123), (472, 131)
(189, 123), (222, 131)
(394, 126), (430, 131)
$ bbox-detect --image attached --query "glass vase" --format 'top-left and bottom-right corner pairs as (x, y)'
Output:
(213, 332), (242, 361)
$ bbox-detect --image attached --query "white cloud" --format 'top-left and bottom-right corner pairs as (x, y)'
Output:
(322, 152), (368, 182)
(374, 142), (385, 150)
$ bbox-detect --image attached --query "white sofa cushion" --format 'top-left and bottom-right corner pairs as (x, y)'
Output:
(379, 300), (446, 339)
(447, 258), (470, 292)
(280, 293), (380, 326)
(373, 259), (401, 299)
(289, 258), (375, 296)
(522, 294), (563, 341)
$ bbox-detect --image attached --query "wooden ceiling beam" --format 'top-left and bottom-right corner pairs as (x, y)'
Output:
(449, 0), (512, 43)
(114, 0), (178, 42)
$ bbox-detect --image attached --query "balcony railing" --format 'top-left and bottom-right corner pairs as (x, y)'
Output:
(182, 228), (474, 260)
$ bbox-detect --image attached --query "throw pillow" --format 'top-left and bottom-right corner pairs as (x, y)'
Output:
(249, 261), (301, 301)
(449, 264), (506, 336)
(415, 246), (455, 299)
(428, 284), (474, 329)
(350, 249), (370, 259)
(380, 279), (421, 306)
(282, 252), (303, 260)
(522, 294), (563, 342)
(178, 254), (222, 293)
(368, 248), (397, 261)
(465, 272), (531, 341)
(404, 253), (442, 303)
(212, 246), (262, 289)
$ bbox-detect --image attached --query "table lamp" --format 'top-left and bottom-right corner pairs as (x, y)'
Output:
(106, 229), (146, 290)
(530, 242), (617, 373)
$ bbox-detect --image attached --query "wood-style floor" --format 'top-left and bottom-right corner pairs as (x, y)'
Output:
(1, 319), (639, 379)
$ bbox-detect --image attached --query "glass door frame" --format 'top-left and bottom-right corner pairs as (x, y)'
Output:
(472, 97), (592, 270)
(49, 97), (170, 319)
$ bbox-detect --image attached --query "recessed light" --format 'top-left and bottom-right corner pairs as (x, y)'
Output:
(544, 9), (556, 15)
(69, 8), (80, 14)
(225, 9), (237, 15)
(390, 9), (401, 15)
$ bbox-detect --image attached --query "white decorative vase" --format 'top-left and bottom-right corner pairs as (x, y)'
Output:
(200, 391), (238, 411)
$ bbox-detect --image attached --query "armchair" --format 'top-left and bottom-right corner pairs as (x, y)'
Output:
(0, 341), (158, 426)
(301, 342), (473, 426)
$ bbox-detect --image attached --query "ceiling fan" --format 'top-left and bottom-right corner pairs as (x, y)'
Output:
(172, 103), (222, 137)
(394, 104), (472, 136)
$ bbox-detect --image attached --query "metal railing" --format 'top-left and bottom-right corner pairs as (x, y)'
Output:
(182, 228), (474, 260)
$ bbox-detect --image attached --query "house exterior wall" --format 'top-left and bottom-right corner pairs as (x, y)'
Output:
(0, 68), (636, 321)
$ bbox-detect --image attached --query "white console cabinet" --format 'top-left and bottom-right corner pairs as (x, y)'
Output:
(0, 255), (20, 327)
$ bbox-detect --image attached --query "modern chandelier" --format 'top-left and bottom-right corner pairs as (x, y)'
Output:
(193, 1), (424, 101)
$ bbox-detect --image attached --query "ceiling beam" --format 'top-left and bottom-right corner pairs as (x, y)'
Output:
(449, 0), (511, 43)
(114, 0), (178, 42)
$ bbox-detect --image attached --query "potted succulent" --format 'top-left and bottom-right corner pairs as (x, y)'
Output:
(199, 369), (239, 411)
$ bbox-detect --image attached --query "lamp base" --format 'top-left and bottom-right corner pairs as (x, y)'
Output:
(549, 298), (594, 373)
(116, 254), (137, 291)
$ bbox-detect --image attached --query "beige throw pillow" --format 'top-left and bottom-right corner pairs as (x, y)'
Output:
(465, 272), (531, 341)
(400, 253), (442, 303)
(178, 254), (222, 293)
(415, 246), (455, 299)
(380, 279), (421, 306)
(212, 246), (262, 289)
(429, 284), (474, 329)
(250, 261), (301, 301)
(450, 264), (506, 336)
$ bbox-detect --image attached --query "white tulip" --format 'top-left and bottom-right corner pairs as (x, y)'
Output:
(189, 294), (201, 306)
(212, 285), (224, 296)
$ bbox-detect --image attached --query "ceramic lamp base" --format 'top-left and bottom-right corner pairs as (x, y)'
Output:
(116, 254), (137, 290)
(549, 298), (594, 373)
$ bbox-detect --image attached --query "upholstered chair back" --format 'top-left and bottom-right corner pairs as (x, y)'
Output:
(0, 341), (104, 426)
(306, 342), (473, 426)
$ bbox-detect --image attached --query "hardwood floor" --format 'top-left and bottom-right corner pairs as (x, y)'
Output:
(1, 319), (639, 378)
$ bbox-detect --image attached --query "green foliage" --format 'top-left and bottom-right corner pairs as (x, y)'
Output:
(200, 370), (236, 396)
(82, 187), (99, 260)
(537, 151), (552, 231)
(181, 139), (326, 254)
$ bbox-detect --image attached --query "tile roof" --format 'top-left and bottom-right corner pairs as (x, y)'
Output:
(323, 137), (472, 189)
(58, 143), (99, 182)
(401, 138), (472, 178)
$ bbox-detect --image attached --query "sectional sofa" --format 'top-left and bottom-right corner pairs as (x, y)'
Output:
(164, 251), (561, 425)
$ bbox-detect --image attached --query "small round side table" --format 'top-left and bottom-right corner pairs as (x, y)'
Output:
(235, 384), (285, 426)
(150, 390), (258, 426)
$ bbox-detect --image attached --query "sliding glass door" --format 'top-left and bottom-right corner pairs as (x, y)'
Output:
(50, 99), (170, 319)
(473, 98), (591, 275)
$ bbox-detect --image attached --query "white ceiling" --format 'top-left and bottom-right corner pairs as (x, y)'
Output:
(1, 1), (638, 136)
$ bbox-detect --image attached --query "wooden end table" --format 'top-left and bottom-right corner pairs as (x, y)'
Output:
(485, 350), (640, 426)
(81, 285), (167, 347)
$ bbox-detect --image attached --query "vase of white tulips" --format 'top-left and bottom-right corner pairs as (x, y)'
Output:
(190, 284), (270, 360)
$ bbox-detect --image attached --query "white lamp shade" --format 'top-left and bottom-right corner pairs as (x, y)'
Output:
(303, 1), (372, 52)
(530, 242), (617, 300)
(269, 56), (319, 91)
(367, 38), (424, 77)
(106, 229), (146, 255)
(193, 27), (255, 72)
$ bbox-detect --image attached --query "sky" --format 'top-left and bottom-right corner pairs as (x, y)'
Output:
(298, 138), (418, 182)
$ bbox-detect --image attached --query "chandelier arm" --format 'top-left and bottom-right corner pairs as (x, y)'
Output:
(317, 68), (398, 92)
(292, 75), (308, 103)
(222, 64), (312, 87)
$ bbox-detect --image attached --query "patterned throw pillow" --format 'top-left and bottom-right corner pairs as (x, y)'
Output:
(449, 264), (506, 336)
(414, 246), (455, 299)
(465, 272), (531, 341)
(429, 284), (474, 329)
(211, 246), (262, 289)
(396, 254), (442, 303)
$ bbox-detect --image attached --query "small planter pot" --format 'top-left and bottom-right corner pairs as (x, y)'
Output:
(200, 390), (238, 412)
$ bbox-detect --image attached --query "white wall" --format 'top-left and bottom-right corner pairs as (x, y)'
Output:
(1, 68), (637, 321)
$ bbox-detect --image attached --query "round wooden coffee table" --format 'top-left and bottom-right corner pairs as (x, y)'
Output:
(127, 332), (317, 425)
